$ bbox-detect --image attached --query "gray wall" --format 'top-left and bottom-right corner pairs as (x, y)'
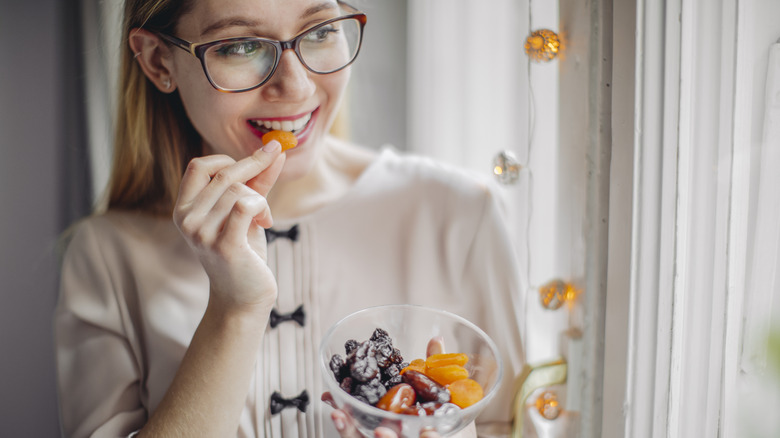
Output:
(0, 0), (68, 435)
(347, 0), (407, 150)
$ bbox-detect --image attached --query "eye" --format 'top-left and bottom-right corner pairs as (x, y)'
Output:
(303, 24), (339, 43)
(214, 40), (264, 57)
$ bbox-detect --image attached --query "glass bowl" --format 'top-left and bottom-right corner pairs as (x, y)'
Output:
(319, 304), (503, 437)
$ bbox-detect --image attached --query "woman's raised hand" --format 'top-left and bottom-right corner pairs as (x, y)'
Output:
(173, 142), (286, 314)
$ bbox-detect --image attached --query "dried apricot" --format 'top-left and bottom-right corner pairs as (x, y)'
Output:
(447, 378), (484, 409)
(400, 358), (426, 375)
(425, 353), (468, 369)
(261, 130), (298, 151)
(425, 364), (469, 386)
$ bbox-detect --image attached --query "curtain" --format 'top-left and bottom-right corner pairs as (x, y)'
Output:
(79, 0), (123, 209)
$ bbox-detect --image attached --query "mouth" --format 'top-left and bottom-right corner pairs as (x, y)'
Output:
(247, 110), (315, 138)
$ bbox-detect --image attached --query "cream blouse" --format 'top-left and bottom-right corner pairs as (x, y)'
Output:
(54, 148), (525, 437)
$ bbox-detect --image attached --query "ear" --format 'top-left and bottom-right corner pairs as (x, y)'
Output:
(128, 28), (177, 93)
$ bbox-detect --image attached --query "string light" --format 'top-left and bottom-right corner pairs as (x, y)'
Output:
(524, 29), (561, 62)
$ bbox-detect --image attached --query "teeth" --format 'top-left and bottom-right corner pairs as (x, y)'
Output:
(293, 113), (310, 130)
(252, 112), (312, 133)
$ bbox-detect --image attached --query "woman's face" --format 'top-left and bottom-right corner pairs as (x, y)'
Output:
(170, 0), (350, 181)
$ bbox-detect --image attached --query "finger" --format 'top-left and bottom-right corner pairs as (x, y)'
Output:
(427, 336), (445, 357)
(216, 194), (272, 253)
(200, 182), (261, 238)
(331, 410), (361, 438)
(374, 427), (398, 438)
(177, 154), (237, 207)
(192, 146), (283, 214)
(321, 392), (337, 409)
(419, 430), (441, 438)
(246, 150), (286, 197)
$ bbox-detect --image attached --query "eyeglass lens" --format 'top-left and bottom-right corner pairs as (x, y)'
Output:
(203, 17), (362, 91)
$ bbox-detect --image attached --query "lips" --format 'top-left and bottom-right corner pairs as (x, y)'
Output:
(247, 108), (319, 147)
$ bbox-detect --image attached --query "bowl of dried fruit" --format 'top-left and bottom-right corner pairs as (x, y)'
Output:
(319, 304), (503, 437)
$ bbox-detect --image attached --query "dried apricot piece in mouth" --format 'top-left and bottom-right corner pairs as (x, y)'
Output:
(262, 130), (298, 152)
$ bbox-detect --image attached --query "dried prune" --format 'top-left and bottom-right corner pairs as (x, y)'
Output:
(402, 370), (451, 404)
(355, 379), (387, 405)
(349, 341), (379, 382)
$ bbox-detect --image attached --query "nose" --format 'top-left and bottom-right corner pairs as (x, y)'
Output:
(260, 49), (316, 102)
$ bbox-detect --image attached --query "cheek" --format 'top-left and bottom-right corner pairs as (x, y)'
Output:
(318, 69), (351, 126)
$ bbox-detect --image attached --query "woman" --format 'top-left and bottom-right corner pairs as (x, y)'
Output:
(54, 0), (525, 436)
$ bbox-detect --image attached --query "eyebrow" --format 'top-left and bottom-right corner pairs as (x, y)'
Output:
(301, 2), (338, 19)
(199, 2), (338, 39)
(200, 18), (262, 38)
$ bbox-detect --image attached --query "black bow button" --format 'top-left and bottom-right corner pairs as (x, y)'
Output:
(270, 305), (305, 328)
(265, 225), (299, 244)
(270, 390), (309, 415)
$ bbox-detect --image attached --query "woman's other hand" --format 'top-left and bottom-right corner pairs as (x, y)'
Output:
(322, 334), (476, 438)
(173, 142), (286, 314)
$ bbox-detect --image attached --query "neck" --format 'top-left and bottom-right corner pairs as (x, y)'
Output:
(266, 136), (376, 222)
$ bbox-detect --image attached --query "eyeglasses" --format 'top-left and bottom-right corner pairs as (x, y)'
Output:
(155, 5), (366, 93)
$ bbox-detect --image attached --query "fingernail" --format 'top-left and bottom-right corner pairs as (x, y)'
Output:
(334, 417), (345, 431)
(262, 140), (281, 153)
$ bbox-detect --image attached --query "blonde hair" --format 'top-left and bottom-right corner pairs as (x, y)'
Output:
(107, 0), (198, 215)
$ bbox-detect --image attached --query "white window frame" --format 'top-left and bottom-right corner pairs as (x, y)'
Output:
(620, 0), (780, 436)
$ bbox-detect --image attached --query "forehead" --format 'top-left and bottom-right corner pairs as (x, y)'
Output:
(179, 0), (341, 39)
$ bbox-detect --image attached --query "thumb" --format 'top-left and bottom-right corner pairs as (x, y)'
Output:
(247, 151), (286, 197)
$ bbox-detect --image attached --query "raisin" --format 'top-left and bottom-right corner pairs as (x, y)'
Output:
(382, 363), (401, 379)
(390, 348), (404, 364)
(329, 354), (348, 381)
(339, 376), (355, 394)
(345, 339), (359, 355)
(371, 328), (391, 343)
(402, 370), (451, 404)
(385, 375), (403, 389)
(373, 339), (394, 368)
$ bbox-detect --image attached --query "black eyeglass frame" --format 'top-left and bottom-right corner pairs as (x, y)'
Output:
(154, 3), (367, 93)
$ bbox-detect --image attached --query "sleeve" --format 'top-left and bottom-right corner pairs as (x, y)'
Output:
(53, 220), (147, 438)
(461, 183), (526, 437)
